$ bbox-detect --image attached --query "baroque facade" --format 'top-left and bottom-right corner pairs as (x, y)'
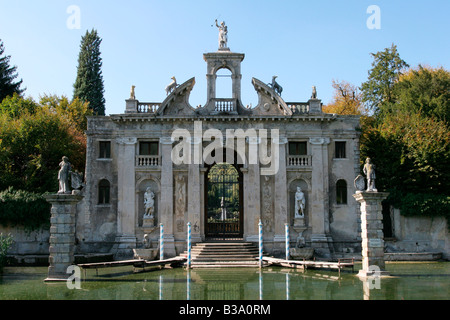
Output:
(78, 43), (362, 259)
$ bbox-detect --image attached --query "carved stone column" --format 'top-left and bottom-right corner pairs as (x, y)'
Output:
(187, 136), (202, 243)
(309, 137), (332, 258)
(160, 136), (176, 257)
(115, 137), (137, 258)
(244, 136), (260, 242)
(273, 136), (288, 249)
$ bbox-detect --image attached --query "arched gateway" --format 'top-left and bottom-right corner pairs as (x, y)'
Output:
(205, 162), (243, 240)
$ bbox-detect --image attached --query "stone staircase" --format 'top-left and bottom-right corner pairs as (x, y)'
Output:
(183, 242), (260, 268)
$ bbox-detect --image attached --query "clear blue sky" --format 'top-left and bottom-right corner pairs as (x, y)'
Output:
(1, 0), (449, 115)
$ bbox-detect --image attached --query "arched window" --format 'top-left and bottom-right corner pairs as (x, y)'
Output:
(215, 68), (232, 98)
(336, 179), (347, 205)
(98, 179), (110, 204)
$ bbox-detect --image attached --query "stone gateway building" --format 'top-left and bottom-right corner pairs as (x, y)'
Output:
(77, 41), (363, 260)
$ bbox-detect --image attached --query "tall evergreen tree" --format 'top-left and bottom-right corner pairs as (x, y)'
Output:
(0, 39), (25, 101)
(73, 29), (105, 115)
(360, 43), (408, 117)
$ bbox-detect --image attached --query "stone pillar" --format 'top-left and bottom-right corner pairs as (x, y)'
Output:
(160, 136), (176, 257)
(115, 137), (137, 258)
(273, 136), (288, 249)
(309, 137), (331, 258)
(44, 194), (83, 281)
(353, 191), (390, 278)
(244, 136), (260, 242)
(187, 137), (202, 243)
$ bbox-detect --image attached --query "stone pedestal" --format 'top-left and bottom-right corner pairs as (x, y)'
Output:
(353, 191), (390, 278)
(44, 193), (83, 281)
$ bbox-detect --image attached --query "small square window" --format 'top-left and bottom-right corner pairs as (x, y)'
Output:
(139, 142), (159, 156)
(99, 141), (111, 158)
(289, 142), (307, 156)
(335, 141), (346, 159)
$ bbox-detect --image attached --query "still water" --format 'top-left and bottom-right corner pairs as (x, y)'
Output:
(0, 262), (448, 300)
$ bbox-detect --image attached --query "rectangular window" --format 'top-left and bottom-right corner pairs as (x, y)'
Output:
(335, 141), (346, 159)
(99, 141), (111, 158)
(98, 180), (110, 204)
(289, 142), (307, 156)
(336, 180), (347, 205)
(139, 141), (159, 156)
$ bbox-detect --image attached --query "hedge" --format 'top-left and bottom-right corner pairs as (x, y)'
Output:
(0, 187), (51, 232)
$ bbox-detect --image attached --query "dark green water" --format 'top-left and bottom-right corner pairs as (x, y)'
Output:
(0, 262), (448, 300)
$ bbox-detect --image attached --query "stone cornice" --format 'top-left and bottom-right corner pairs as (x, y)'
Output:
(109, 113), (343, 123)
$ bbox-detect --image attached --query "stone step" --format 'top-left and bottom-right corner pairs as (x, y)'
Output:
(185, 242), (260, 268)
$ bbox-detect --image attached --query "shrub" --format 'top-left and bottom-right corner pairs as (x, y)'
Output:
(0, 233), (13, 273)
(0, 187), (51, 232)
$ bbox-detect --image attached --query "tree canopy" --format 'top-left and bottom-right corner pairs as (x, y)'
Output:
(357, 45), (450, 222)
(0, 94), (92, 193)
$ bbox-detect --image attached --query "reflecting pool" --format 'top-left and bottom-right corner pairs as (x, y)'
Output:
(0, 262), (448, 300)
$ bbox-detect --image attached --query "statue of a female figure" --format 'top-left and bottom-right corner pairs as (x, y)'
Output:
(215, 19), (228, 49)
(144, 188), (155, 218)
(294, 186), (305, 218)
(58, 156), (71, 194)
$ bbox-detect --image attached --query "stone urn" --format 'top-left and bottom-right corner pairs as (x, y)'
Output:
(289, 247), (314, 260)
(133, 248), (158, 260)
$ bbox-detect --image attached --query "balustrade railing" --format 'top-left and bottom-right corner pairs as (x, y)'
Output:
(136, 155), (160, 167)
(288, 155), (312, 167)
(287, 103), (310, 114)
(214, 98), (235, 112)
(137, 102), (161, 113)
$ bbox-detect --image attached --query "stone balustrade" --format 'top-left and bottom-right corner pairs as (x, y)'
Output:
(214, 98), (235, 112)
(137, 102), (161, 113)
(287, 103), (310, 114)
(136, 155), (160, 167)
(287, 155), (312, 167)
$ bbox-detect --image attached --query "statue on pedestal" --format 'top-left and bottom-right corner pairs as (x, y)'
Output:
(294, 186), (305, 218)
(311, 86), (317, 99)
(363, 157), (377, 192)
(58, 156), (71, 194)
(144, 188), (155, 219)
(215, 19), (228, 49)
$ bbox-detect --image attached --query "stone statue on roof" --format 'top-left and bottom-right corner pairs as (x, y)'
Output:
(215, 19), (228, 50)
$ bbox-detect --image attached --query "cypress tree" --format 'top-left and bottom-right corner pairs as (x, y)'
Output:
(0, 39), (25, 102)
(73, 29), (105, 115)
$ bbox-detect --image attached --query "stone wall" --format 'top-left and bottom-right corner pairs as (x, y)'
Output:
(385, 209), (449, 259)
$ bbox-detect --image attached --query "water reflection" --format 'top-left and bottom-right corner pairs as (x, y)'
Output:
(0, 263), (448, 300)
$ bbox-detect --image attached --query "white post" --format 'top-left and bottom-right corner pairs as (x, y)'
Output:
(160, 223), (164, 260)
(285, 223), (290, 260)
(187, 222), (192, 268)
(258, 219), (263, 268)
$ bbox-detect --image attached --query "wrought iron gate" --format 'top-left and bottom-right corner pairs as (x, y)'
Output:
(205, 163), (243, 239)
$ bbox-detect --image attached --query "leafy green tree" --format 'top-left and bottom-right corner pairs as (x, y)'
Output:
(73, 29), (105, 115)
(395, 65), (450, 124)
(360, 43), (409, 117)
(0, 96), (87, 193)
(0, 39), (25, 101)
